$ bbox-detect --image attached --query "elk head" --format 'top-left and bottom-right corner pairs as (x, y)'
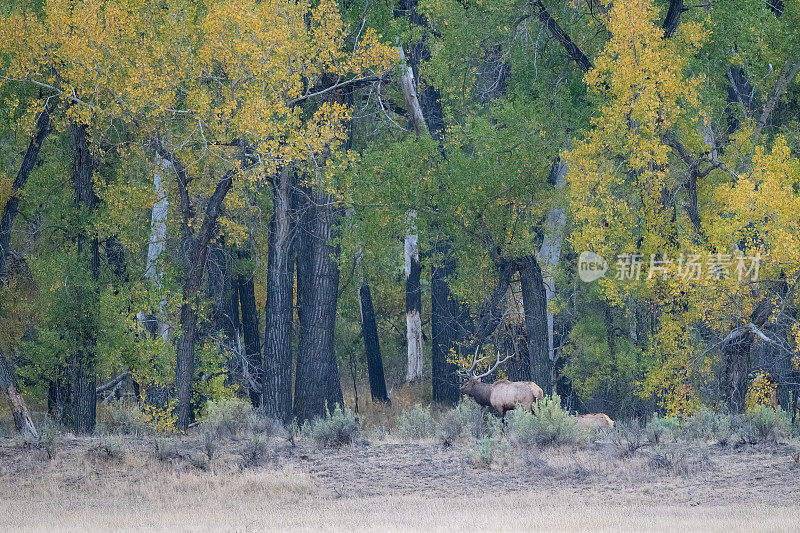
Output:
(457, 345), (513, 391)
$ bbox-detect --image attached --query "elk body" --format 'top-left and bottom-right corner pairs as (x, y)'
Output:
(575, 413), (614, 429)
(460, 377), (544, 417)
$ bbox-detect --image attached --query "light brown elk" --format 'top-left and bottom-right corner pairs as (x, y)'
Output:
(575, 413), (614, 429)
(458, 348), (544, 417)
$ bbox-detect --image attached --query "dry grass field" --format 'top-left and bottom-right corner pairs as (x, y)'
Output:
(1, 432), (798, 532)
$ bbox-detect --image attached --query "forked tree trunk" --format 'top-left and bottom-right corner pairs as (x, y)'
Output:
(294, 187), (343, 422)
(237, 248), (262, 407)
(157, 144), (235, 431)
(0, 100), (55, 437)
(262, 167), (296, 422)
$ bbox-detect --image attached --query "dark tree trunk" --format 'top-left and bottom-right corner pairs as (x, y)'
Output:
(175, 301), (199, 429)
(237, 248), (262, 407)
(207, 244), (237, 342)
(71, 123), (98, 434)
(294, 187), (343, 422)
(105, 235), (128, 282)
(0, 101), (55, 437)
(358, 282), (389, 402)
(431, 239), (462, 405)
(262, 167), (296, 422)
(519, 256), (550, 394)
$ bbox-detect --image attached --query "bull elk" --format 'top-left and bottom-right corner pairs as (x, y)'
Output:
(458, 348), (544, 417)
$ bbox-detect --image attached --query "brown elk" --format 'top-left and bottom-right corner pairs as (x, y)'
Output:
(458, 348), (544, 417)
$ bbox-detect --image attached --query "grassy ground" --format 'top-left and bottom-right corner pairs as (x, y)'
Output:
(0, 432), (798, 531)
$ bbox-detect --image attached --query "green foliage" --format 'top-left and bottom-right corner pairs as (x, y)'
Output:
(645, 413), (680, 444)
(506, 394), (580, 446)
(610, 420), (646, 458)
(396, 404), (437, 439)
(744, 405), (791, 441)
(453, 396), (491, 440)
(467, 436), (509, 468)
(96, 402), (150, 436)
(301, 404), (362, 447)
(200, 397), (251, 438)
(683, 407), (733, 442)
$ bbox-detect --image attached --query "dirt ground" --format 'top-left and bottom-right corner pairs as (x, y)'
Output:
(0, 434), (798, 531)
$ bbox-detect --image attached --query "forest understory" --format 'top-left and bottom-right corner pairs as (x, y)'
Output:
(1, 401), (799, 532)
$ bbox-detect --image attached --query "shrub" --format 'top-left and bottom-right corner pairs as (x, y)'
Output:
(397, 404), (437, 439)
(610, 420), (646, 457)
(302, 404), (361, 447)
(35, 417), (61, 459)
(153, 437), (179, 462)
(683, 407), (734, 443)
(438, 410), (462, 446)
(201, 397), (251, 438)
(453, 396), (490, 439)
(239, 434), (271, 468)
(468, 436), (509, 468)
(88, 435), (126, 462)
(745, 405), (790, 441)
(97, 401), (149, 436)
(645, 413), (680, 445)
(506, 394), (580, 446)
(247, 410), (288, 439)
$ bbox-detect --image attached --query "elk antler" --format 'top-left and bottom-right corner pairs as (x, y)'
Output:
(459, 344), (513, 380)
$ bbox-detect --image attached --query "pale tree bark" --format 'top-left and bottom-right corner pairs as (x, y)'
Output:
(138, 154), (171, 342)
(535, 157), (567, 393)
(404, 217), (423, 381)
(399, 46), (426, 382)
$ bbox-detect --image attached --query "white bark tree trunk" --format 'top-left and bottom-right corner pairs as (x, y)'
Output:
(399, 46), (427, 382)
(138, 154), (170, 342)
(536, 157), (567, 373)
(405, 218), (423, 381)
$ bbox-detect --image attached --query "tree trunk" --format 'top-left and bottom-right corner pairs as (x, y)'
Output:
(262, 167), (296, 422)
(405, 224), (423, 381)
(175, 301), (198, 429)
(140, 154), (171, 341)
(207, 242), (240, 349)
(358, 282), (389, 402)
(536, 156), (568, 392)
(71, 122), (98, 434)
(0, 101), (55, 437)
(0, 352), (37, 439)
(519, 256), (550, 393)
(237, 248), (262, 407)
(294, 187), (343, 422)
(431, 239), (462, 405)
